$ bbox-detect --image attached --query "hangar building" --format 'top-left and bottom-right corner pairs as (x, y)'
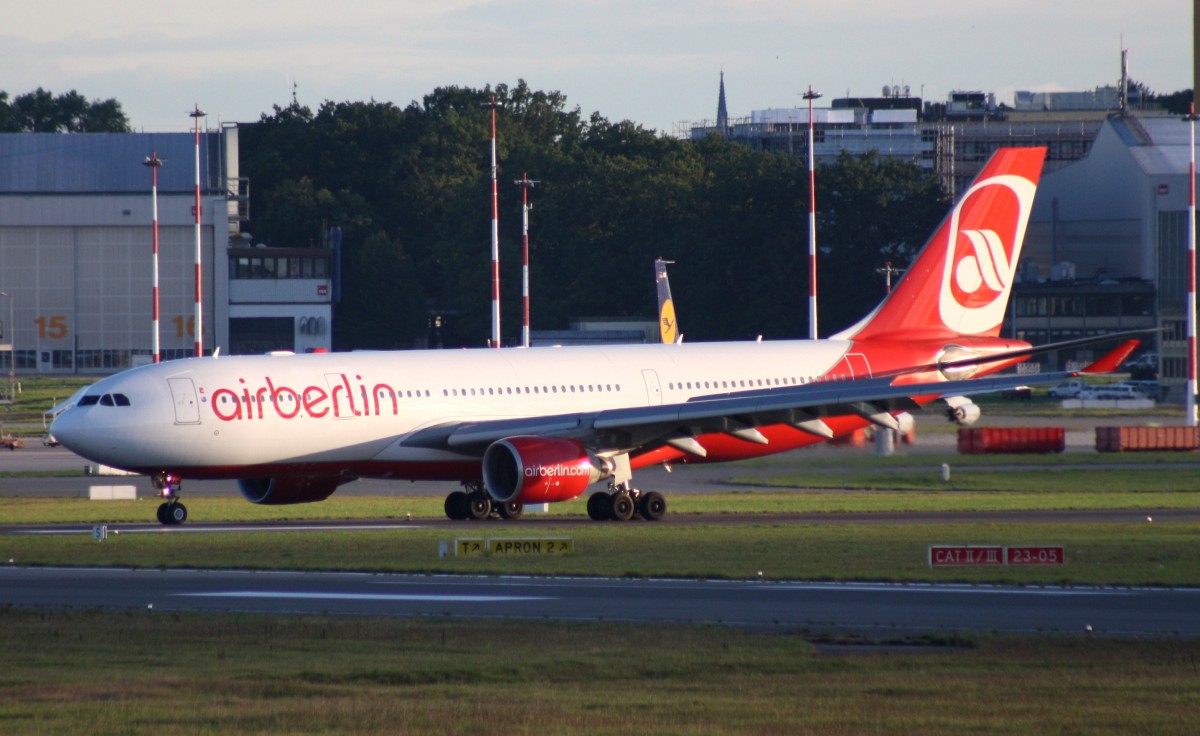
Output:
(0, 127), (332, 376)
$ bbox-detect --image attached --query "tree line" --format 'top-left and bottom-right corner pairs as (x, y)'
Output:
(0, 88), (129, 133)
(240, 81), (950, 349)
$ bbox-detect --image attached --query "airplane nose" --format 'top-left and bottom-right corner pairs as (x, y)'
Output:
(49, 408), (87, 456)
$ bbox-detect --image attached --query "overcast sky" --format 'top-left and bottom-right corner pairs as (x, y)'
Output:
(3, 1), (1192, 135)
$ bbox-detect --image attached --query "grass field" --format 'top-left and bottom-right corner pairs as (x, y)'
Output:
(1, 610), (1196, 736)
(7, 521), (1199, 585)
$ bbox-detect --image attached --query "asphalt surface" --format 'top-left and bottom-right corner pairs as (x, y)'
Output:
(2, 566), (1196, 638)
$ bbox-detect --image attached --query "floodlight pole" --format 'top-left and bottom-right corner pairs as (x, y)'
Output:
(190, 104), (206, 357)
(0, 291), (12, 407)
(143, 152), (164, 363)
(876, 261), (903, 295)
(514, 173), (540, 348)
(484, 96), (502, 348)
(803, 86), (822, 340)
(1186, 104), (1198, 427)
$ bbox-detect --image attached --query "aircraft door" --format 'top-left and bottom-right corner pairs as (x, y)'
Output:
(324, 373), (359, 419)
(167, 378), (201, 425)
(641, 369), (663, 406)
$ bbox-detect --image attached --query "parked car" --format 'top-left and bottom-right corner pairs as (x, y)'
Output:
(1118, 380), (1165, 401)
(1048, 380), (1087, 399)
(1123, 352), (1159, 371)
(1079, 384), (1144, 401)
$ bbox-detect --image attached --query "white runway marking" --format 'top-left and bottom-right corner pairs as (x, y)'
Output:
(179, 591), (555, 603)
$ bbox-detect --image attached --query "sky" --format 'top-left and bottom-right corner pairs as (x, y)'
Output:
(3, 1), (1192, 135)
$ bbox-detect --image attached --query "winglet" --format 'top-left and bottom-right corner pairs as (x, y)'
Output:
(1080, 339), (1140, 374)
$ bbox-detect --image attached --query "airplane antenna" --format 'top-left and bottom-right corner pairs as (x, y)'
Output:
(514, 173), (540, 348)
(803, 86), (822, 339)
(483, 95), (503, 348)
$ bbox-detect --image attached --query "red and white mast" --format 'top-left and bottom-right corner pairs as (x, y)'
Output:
(1186, 103), (1198, 427)
(515, 173), (539, 348)
(143, 152), (163, 363)
(485, 96), (502, 348)
(803, 86), (822, 340)
(190, 104), (206, 357)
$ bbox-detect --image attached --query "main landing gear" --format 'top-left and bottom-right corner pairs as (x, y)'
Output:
(586, 487), (666, 522)
(152, 472), (188, 525)
(443, 482), (524, 521)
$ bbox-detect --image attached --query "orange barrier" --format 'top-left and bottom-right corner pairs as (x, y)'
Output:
(1095, 426), (1200, 452)
(957, 427), (1065, 454)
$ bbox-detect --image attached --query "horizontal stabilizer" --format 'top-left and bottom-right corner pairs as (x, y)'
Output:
(1081, 339), (1140, 374)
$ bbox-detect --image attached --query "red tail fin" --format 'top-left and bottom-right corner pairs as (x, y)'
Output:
(836, 147), (1047, 341)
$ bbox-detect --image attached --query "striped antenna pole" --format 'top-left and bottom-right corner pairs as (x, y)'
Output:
(143, 152), (164, 363)
(803, 86), (822, 340)
(1186, 103), (1198, 426)
(190, 104), (206, 357)
(484, 96), (502, 348)
(514, 173), (539, 348)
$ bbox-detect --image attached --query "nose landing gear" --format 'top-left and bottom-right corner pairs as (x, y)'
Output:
(152, 472), (187, 525)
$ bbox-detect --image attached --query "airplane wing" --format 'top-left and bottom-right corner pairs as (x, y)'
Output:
(417, 338), (1146, 454)
(405, 369), (1068, 455)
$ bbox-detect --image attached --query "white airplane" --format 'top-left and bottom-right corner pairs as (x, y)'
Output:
(51, 147), (1137, 525)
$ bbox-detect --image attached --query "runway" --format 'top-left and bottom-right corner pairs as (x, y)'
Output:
(2, 566), (1196, 637)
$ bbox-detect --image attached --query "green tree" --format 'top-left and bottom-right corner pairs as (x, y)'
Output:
(242, 83), (949, 347)
(0, 87), (129, 132)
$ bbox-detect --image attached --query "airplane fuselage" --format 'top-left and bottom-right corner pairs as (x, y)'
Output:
(53, 336), (1000, 482)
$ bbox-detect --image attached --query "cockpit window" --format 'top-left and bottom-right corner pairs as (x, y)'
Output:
(83, 393), (131, 408)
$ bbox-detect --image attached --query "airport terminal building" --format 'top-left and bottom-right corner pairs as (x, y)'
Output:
(0, 128), (332, 376)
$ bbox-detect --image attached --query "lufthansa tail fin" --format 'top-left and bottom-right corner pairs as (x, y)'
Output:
(655, 258), (682, 344)
(835, 147), (1047, 342)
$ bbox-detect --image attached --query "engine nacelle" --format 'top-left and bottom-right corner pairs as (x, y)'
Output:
(482, 436), (610, 504)
(944, 396), (981, 426)
(238, 475), (346, 505)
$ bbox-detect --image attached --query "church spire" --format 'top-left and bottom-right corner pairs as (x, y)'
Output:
(716, 70), (729, 134)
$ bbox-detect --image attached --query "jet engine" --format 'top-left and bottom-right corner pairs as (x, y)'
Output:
(238, 475), (347, 505)
(944, 396), (981, 426)
(482, 436), (611, 504)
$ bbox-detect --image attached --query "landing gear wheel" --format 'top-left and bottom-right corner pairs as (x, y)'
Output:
(587, 492), (612, 521)
(444, 490), (470, 520)
(157, 501), (187, 525)
(466, 493), (493, 521)
(167, 502), (188, 525)
(498, 501), (524, 520)
(609, 492), (635, 521)
(637, 491), (667, 521)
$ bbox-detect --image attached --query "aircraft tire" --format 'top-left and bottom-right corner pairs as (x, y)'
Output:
(156, 502), (169, 525)
(610, 492), (635, 521)
(586, 492), (611, 521)
(638, 492), (667, 521)
(466, 493), (492, 521)
(444, 491), (469, 520)
(166, 502), (187, 525)
(498, 501), (524, 520)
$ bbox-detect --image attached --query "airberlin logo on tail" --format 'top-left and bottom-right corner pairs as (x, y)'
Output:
(938, 173), (1037, 335)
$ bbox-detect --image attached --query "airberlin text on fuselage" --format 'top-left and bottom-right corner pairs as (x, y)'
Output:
(209, 374), (397, 422)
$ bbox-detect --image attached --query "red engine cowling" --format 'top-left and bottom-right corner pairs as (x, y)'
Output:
(237, 475), (347, 505)
(483, 436), (610, 504)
